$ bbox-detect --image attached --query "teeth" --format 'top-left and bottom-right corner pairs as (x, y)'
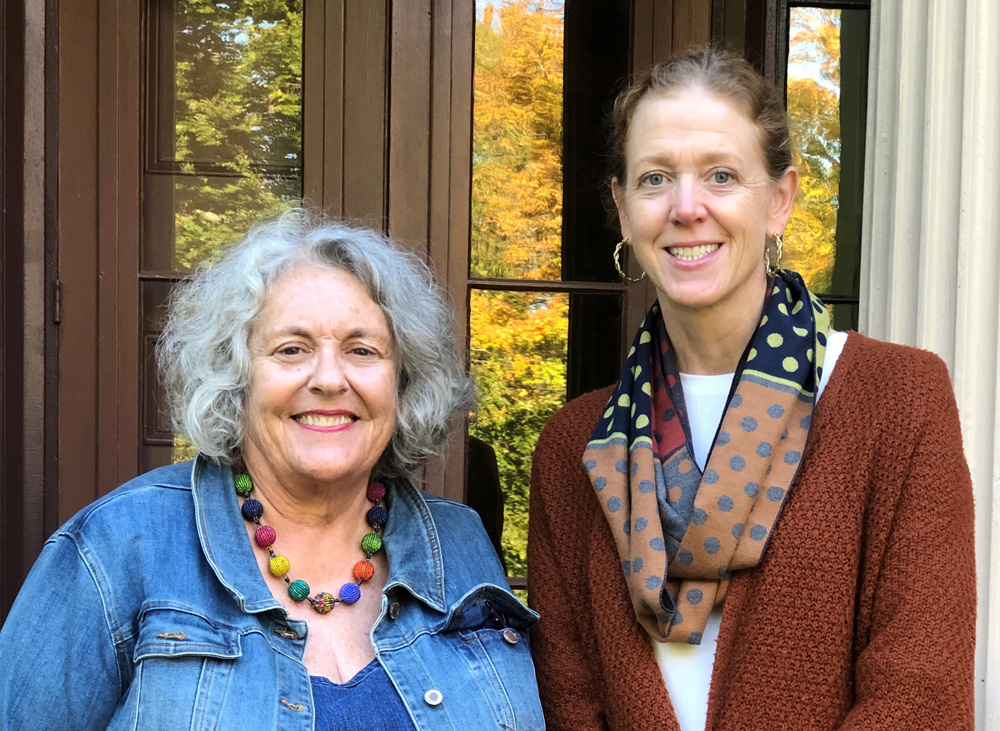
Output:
(668, 244), (720, 260)
(296, 414), (354, 427)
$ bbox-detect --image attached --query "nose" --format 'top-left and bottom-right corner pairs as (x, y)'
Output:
(669, 175), (707, 227)
(308, 348), (349, 395)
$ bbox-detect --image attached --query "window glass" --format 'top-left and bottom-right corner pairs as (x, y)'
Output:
(143, 0), (304, 275)
(469, 290), (569, 575)
(472, 1), (564, 281)
(471, 0), (628, 578)
(784, 4), (868, 331)
(784, 7), (843, 292)
(472, 1), (567, 575)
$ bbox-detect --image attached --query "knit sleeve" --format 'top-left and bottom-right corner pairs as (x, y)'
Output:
(528, 404), (609, 731)
(838, 356), (976, 730)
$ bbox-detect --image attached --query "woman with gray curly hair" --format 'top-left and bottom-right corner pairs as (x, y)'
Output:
(0, 210), (545, 730)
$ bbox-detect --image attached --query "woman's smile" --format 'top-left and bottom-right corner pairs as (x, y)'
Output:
(665, 241), (722, 264)
(293, 410), (359, 430)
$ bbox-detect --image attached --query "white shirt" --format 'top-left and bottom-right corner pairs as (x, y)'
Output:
(652, 329), (848, 730)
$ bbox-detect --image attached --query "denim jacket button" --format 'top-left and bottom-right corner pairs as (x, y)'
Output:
(388, 602), (400, 620)
(274, 628), (299, 640)
(423, 689), (443, 706)
(502, 628), (520, 645)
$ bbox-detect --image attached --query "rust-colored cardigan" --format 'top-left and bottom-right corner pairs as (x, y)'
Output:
(528, 334), (976, 730)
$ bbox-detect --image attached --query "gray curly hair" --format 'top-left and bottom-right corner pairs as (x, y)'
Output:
(156, 208), (472, 479)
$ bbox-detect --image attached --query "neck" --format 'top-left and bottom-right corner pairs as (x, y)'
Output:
(660, 279), (767, 375)
(240, 454), (373, 531)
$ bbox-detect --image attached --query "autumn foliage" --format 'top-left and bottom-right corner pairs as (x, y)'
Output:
(470, 1), (567, 576)
(784, 8), (843, 293)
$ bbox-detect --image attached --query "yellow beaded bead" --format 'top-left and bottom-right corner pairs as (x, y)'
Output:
(269, 555), (290, 577)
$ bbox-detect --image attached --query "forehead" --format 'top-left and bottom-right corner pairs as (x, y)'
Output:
(626, 86), (764, 165)
(256, 265), (390, 335)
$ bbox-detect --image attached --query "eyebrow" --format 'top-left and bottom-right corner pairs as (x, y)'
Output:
(263, 326), (390, 343)
(633, 149), (745, 168)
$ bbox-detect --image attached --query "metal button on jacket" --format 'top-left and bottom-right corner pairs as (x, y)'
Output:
(502, 628), (520, 645)
(423, 689), (443, 706)
(388, 602), (400, 620)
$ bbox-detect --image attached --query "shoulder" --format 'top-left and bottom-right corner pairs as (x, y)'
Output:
(838, 332), (950, 379)
(420, 490), (486, 528)
(819, 333), (960, 459)
(536, 385), (615, 457)
(421, 491), (505, 576)
(52, 461), (197, 546)
(831, 333), (954, 409)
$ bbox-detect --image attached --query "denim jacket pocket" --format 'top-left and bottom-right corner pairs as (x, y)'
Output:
(122, 605), (243, 731)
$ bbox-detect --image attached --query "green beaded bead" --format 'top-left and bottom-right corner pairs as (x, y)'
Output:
(361, 532), (382, 553)
(288, 579), (310, 602)
(234, 473), (254, 497)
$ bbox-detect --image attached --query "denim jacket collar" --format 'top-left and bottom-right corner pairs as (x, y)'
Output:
(191, 456), (448, 617)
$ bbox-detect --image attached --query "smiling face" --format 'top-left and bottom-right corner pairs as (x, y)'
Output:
(612, 86), (797, 318)
(242, 265), (397, 493)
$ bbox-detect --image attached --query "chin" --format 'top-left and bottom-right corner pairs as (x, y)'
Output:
(659, 283), (726, 312)
(290, 459), (366, 486)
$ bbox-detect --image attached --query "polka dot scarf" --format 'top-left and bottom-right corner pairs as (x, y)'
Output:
(583, 271), (830, 644)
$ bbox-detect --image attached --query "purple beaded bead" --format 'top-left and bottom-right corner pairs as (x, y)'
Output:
(366, 505), (388, 528)
(366, 481), (386, 502)
(241, 499), (264, 521)
(339, 583), (361, 605)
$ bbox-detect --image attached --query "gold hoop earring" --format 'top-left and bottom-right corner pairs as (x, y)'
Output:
(614, 238), (646, 283)
(765, 234), (783, 277)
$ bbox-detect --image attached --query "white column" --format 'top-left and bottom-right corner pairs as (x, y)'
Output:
(861, 0), (1000, 727)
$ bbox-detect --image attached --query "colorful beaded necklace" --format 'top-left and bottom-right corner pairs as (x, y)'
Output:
(234, 471), (388, 614)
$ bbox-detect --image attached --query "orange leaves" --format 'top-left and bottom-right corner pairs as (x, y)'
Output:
(472, 1), (564, 280)
(469, 2), (568, 574)
(784, 9), (842, 294)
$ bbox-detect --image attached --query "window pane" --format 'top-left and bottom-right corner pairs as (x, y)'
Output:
(143, 0), (304, 274)
(785, 7), (841, 291)
(827, 303), (858, 332)
(469, 289), (569, 575)
(784, 5), (868, 314)
(143, 173), (302, 272)
(471, 2), (565, 280)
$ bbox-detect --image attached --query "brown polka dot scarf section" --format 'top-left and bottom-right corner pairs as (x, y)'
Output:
(583, 270), (831, 644)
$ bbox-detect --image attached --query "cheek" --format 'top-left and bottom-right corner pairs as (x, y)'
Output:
(248, 366), (301, 413)
(377, 379), (399, 428)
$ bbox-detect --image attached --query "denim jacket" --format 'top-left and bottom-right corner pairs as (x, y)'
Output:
(0, 458), (545, 730)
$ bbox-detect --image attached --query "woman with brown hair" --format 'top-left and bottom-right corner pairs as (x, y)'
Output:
(528, 47), (976, 730)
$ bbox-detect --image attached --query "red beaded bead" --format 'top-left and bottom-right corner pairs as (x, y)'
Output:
(255, 525), (276, 547)
(353, 560), (375, 582)
(366, 481), (386, 502)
